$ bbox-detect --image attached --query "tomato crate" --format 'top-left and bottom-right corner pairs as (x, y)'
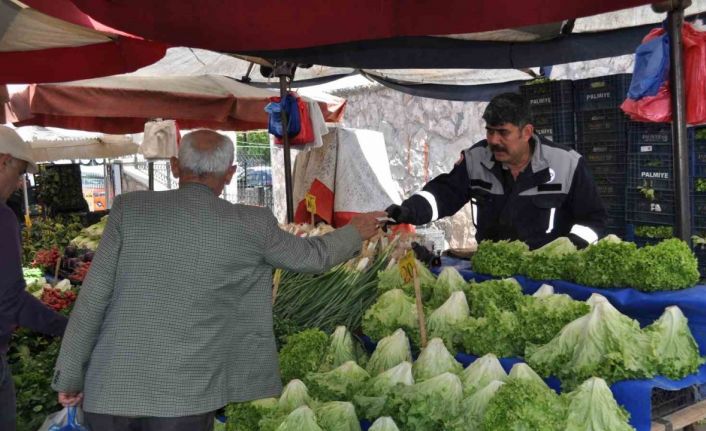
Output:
(521, 80), (575, 114)
(628, 152), (675, 192)
(626, 189), (675, 225)
(574, 73), (632, 111)
(694, 140), (706, 178)
(589, 162), (627, 178)
(605, 210), (626, 233)
(578, 140), (628, 164)
(532, 110), (576, 144)
(576, 109), (630, 143)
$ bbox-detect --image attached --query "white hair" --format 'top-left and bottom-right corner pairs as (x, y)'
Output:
(178, 130), (234, 176)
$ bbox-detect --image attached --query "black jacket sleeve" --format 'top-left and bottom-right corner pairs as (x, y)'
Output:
(399, 155), (471, 225)
(566, 157), (608, 247)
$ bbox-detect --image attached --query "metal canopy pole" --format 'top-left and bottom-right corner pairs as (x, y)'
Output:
(653, 0), (692, 241)
(148, 161), (155, 191)
(274, 61), (297, 223)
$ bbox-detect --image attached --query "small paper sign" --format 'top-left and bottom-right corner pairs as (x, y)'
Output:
(305, 193), (317, 214)
(398, 250), (416, 283)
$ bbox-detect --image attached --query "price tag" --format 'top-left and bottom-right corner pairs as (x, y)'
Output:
(305, 193), (317, 214)
(398, 250), (416, 283)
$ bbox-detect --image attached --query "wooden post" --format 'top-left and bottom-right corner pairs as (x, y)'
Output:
(399, 250), (428, 347)
(53, 256), (62, 286)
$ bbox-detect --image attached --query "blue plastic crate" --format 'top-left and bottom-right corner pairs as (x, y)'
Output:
(533, 110), (576, 144)
(694, 193), (706, 230)
(695, 245), (706, 278)
(694, 140), (706, 178)
(574, 74), (632, 111)
(626, 189), (676, 225)
(579, 140), (628, 164)
(589, 162), (627, 178)
(576, 109), (630, 143)
(628, 153), (675, 191)
(521, 80), (575, 114)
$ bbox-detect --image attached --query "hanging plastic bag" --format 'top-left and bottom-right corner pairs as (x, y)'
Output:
(265, 94), (301, 138)
(38, 406), (90, 431)
(275, 97), (314, 146)
(627, 32), (670, 100)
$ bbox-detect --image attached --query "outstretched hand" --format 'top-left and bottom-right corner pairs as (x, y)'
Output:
(58, 392), (83, 407)
(349, 211), (387, 240)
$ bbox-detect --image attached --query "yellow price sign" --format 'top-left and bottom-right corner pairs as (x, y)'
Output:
(305, 193), (317, 214)
(398, 250), (416, 283)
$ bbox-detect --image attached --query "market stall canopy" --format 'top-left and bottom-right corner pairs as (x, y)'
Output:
(0, 0), (167, 84)
(65, 0), (651, 53)
(5, 75), (347, 134)
(14, 126), (138, 162)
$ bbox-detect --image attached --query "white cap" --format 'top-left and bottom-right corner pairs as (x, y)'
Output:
(0, 125), (37, 173)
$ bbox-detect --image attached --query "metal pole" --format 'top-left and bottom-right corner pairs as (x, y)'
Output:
(280, 75), (295, 222)
(665, 2), (691, 241)
(22, 174), (31, 228)
(148, 161), (155, 191)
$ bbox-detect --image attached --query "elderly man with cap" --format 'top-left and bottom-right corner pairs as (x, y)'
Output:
(0, 126), (68, 431)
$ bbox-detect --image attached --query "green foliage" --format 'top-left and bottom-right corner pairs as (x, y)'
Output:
(384, 372), (463, 430)
(459, 353), (507, 397)
(572, 236), (638, 288)
(274, 406), (322, 431)
(429, 267), (467, 308)
(465, 278), (525, 317)
(279, 329), (328, 383)
(304, 361), (370, 402)
(460, 307), (523, 357)
(353, 362), (413, 420)
(314, 401), (361, 431)
(225, 398), (277, 431)
(519, 237), (577, 280)
(517, 294), (590, 350)
(319, 326), (367, 372)
(481, 378), (567, 431)
(634, 225), (674, 239)
(36, 165), (86, 216)
(8, 330), (62, 431)
(696, 178), (706, 193)
(368, 417), (400, 431)
(629, 239), (700, 291)
(21, 214), (83, 264)
(236, 131), (271, 158)
(471, 240), (529, 277)
(376, 260), (437, 301)
(445, 380), (505, 431)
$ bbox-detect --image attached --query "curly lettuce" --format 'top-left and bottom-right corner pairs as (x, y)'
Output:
(644, 306), (704, 379)
(426, 291), (470, 352)
(471, 240), (529, 277)
(412, 338), (463, 382)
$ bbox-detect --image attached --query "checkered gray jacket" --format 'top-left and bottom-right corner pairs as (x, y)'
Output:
(52, 183), (362, 417)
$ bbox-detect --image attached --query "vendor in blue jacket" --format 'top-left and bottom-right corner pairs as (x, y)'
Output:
(0, 126), (68, 431)
(386, 93), (607, 249)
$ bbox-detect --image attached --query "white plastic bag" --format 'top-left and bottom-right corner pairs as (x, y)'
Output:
(140, 119), (178, 159)
(37, 406), (89, 431)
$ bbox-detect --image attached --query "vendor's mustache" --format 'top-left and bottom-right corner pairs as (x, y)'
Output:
(490, 145), (508, 153)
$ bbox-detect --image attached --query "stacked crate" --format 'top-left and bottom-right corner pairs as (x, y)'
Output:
(520, 80), (576, 148)
(626, 123), (706, 277)
(574, 74), (633, 237)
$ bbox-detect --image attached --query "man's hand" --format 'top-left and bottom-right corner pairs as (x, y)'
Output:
(349, 211), (387, 240)
(385, 204), (413, 224)
(58, 392), (83, 407)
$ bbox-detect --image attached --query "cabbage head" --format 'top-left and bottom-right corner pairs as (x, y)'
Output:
(366, 329), (413, 376)
(526, 299), (656, 390)
(277, 379), (312, 414)
(368, 417), (400, 431)
(275, 406), (322, 431)
(427, 291), (470, 352)
(412, 338), (463, 382)
(315, 401), (361, 431)
(385, 372), (463, 430)
(377, 259), (436, 300)
(430, 266), (467, 308)
(563, 377), (634, 431)
(305, 361), (370, 402)
(319, 326), (367, 372)
(446, 380), (505, 431)
(362, 289), (420, 345)
(460, 353), (507, 396)
(354, 361), (414, 420)
(644, 306), (704, 379)
(507, 363), (547, 388)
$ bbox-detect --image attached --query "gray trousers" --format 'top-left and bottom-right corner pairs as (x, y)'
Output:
(84, 411), (215, 431)
(0, 353), (16, 431)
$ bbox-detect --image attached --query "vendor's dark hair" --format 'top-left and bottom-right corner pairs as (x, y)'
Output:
(482, 93), (531, 127)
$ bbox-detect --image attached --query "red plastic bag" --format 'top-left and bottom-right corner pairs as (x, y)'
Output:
(622, 23), (706, 125)
(275, 97), (314, 146)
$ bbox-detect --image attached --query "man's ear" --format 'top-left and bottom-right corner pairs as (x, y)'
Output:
(170, 157), (180, 178)
(224, 165), (237, 185)
(521, 123), (534, 141)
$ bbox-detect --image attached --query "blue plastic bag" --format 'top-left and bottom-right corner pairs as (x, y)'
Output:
(39, 407), (90, 431)
(265, 94), (301, 138)
(628, 32), (670, 100)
